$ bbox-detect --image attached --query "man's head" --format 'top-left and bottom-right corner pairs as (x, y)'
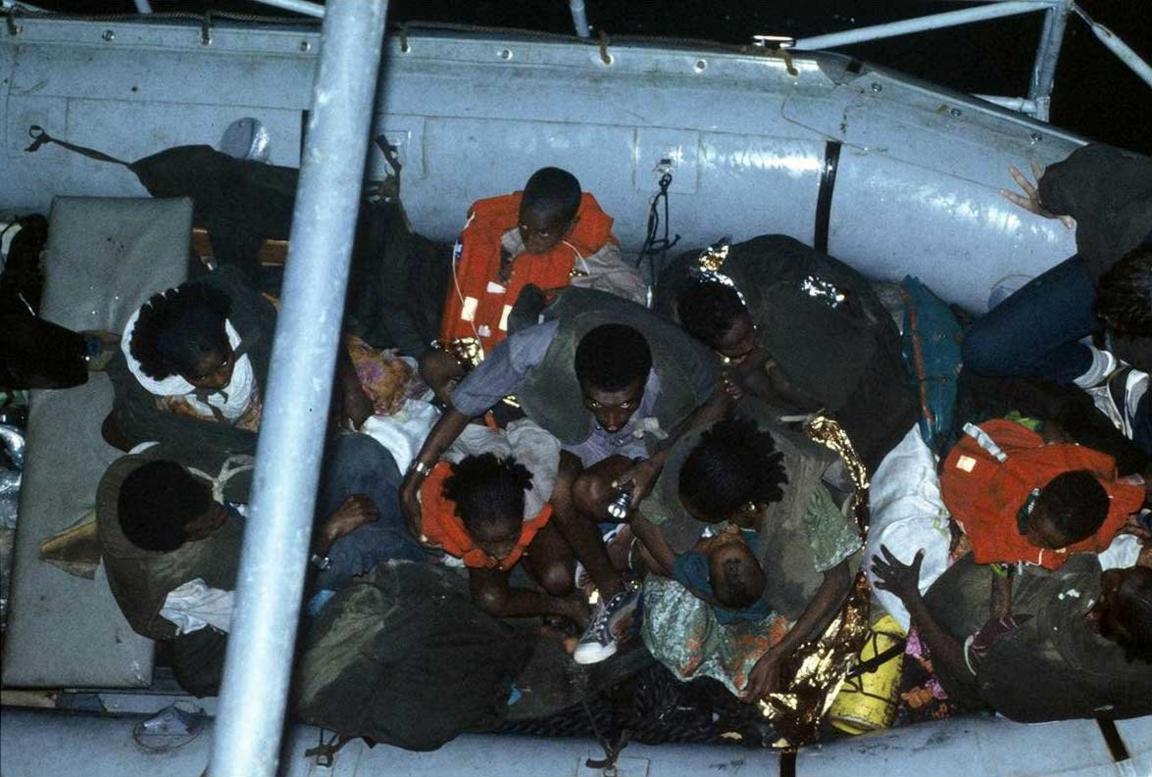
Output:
(677, 281), (756, 362)
(1091, 566), (1152, 664)
(442, 453), (534, 560)
(574, 324), (652, 433)
(678, 416), (788, 524)
(700, 526), (766, 610)
(117, 461), (228, 552)
(131, 284), (235, 390)
(518, 167), (582, 255)
(1019, 470), (1110, 550)
(1098, 246), (1152, 337)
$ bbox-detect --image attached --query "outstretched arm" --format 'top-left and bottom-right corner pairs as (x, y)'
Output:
(629, 514), (678, 577)
(617, 377), (738, 507)
(399, 407), (472, 537)
(743, 558), (852, 701)
(871, 545), (981, 704)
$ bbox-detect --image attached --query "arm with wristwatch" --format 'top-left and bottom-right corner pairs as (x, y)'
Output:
(400, 407), (474, 542)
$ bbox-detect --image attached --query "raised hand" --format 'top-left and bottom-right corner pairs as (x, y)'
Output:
(1000, 160), (1075, 229)
(870, 544), (925, 603)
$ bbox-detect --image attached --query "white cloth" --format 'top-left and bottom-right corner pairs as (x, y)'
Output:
(1097, 532), (1143, 571)
(185, 455), (256, 504)
(121, 307), (256, 421)
(159, 578), (235, 636)
(864, 424), (953, 631)
(360, 398), (441, 474)
(448, 418), (562, 520)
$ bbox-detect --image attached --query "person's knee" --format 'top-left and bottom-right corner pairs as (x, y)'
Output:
(473, 584), (509, 616)
(537, 562), (575, 597)
(571, 471), (610, 515)
(960, 324), (1002, 375)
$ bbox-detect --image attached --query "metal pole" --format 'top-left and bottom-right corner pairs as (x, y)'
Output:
(1072, 4), (1152, 90)
(569, 0), (591, 38)
(1027, 3), (1070, 121)
(792, 1), (1049, 51)
(205, 1), (388, 775)
(132, 0), (153, 13)
(243, 0), (326, 19)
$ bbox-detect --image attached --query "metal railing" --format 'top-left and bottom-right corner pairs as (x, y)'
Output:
(790, 0), (1150, 122)
(205, 1), (389, 775)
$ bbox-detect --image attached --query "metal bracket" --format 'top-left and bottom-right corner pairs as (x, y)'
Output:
(750, 35), (799, 75)
(597, 30), (612, 65)
(200, 12), (213, 47)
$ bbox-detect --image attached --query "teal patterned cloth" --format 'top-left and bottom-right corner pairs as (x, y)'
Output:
(641, 575), (789, 695)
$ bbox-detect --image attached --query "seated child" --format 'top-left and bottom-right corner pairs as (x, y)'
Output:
(419, 451), (587, 626)
(420, 167), (645, 404)
(108, 266), (413, 453)
(941, 417), (1146, 569)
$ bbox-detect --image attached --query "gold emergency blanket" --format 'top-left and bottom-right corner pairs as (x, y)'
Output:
(756, 414), (872, 748)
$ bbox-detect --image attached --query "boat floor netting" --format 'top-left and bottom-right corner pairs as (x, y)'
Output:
(495, 656), (788, 748)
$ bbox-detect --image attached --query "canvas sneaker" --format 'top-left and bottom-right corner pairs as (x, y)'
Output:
(1086, 365), (1148, 440)
(573, 579), (641, 665)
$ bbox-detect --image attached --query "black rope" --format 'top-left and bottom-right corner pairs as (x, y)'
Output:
(637, 171), (680, 291)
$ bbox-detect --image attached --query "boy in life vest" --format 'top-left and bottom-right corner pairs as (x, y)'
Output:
(419, 452), (588, 627)
(419, 167), (645, 405)
(941, 417), (1146, 570)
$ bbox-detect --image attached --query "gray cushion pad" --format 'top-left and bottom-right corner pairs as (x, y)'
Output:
(2, 197), (191, 687)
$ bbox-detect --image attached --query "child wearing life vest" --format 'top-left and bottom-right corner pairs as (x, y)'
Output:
(941, 417), (1146, 569)
(419, 167), (644, 406)
(419, 451), (588, 626)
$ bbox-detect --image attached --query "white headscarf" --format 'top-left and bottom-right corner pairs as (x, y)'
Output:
(121, 306), (257, 421)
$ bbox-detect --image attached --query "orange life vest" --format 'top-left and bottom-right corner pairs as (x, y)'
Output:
(419, 461), (553, 571)
(941, 419), (1145, 569)
(439, 191), (616, 355)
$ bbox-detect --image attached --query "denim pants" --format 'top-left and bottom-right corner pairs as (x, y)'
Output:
(961, 255), (1098, 385)
(962, 254), (1150, 454)
(313, 432), (426, 592)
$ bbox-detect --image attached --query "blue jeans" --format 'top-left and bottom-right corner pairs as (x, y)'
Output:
(962, 255), (1097, 385)
(313, 432), (425, 592)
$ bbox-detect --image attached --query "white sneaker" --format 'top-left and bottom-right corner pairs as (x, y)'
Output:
(1086, 366), (1148, 440)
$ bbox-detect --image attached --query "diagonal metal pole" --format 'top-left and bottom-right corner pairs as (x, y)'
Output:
(792, 1), (1050, 51)
(244, 0), (326, 18)
(205, 1), (389, 775)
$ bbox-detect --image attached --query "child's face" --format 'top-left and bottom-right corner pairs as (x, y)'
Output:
(701, 527), (766, 609)
(517, 207), (574, 255)
(469, 517), (521, 560)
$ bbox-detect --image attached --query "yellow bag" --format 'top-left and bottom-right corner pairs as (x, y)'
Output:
(828, 615), (906, 734)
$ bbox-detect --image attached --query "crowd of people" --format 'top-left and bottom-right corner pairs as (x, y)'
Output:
(17, 142), (1149, 746)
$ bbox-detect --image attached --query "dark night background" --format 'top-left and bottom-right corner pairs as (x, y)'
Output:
(30, 1), (1152, 154)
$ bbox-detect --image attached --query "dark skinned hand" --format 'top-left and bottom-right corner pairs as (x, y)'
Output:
(319, 494), (378, 550)
(743, 644), (786, 702)
(871, 544), (925, 603)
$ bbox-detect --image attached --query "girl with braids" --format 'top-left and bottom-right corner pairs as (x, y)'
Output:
(107, 266), (398, 454)
(416, 424), (589, 626)
(635, 407), (862, 702)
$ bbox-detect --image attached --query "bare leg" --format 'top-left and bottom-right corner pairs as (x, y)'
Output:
(551, 452), (633, 600)
(469, 553), (586, 625)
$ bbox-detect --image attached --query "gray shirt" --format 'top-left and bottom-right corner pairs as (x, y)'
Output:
(451, 320), (665, 466)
